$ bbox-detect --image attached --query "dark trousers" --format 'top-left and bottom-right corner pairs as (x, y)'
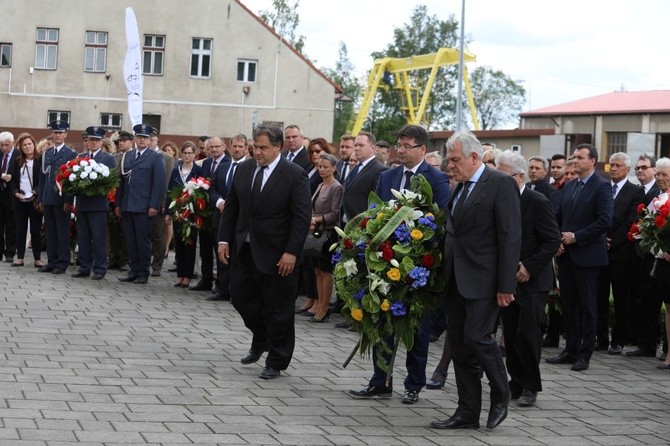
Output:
(557, 255), (600, 359)
(370, 314), (430, 392)
(197, 228), (214, 283)
(14, 200), (42, 261)
(76, 210), (109, 275)
(445, 281), (510, 418)
(122, 212), (153, 278)
(0, 195), (16, 259)
(500, 289), (546, 393)
(636, 257), (667, 352)
(150, 212), (166, 272)
(174, 230), (196, 278)
(596, 259), (632, 347)
(107, 211), (128, 266)
(230, 243), (297, 370)
(212, 213), (230, 296)
(44, 204), (71, 269)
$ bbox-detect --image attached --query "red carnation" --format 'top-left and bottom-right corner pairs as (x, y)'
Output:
(195, 215), (204, 228)
(630, 222), (640, 234)
(60, 164), (68, 171)
(660, 204), (670, 218)
(343, 238), (354, 250)
(381, 249), (394, 262)
(181, 209), (192, 219)
(627, 231), (634, 242)
(359, 217), (370, 228)
(422, 253), (435, 267)
(655, 215), (667, 228)
(196, 197), (206, 211)
(637, 203), (645, 214)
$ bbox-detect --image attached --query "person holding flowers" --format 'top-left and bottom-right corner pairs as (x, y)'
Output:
(69, 126), (117, 280)
(348, 124), (450, 405)
(166, 141), (202, 288)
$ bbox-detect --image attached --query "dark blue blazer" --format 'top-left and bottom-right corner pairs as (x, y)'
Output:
(207, 156), (233, 205)
(165, 162), (203, 212)
(556, 172), (613, 267)
(76, 150), (117, 212)
(375, 161), (451, 210)
(117, 148), (166, 213)
(38, 145), (77, 206)
(307, 166), (323, 195)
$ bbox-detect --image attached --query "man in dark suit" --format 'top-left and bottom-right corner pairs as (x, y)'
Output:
(114, 124), (166, 284)
(596, 152), (645, 354)
(527, 156), (557, 199)
(37, 120), (77, 274)
(547, 143), (613, 371)
(218, 125), (311, 380)
(636, 153), (659, 206)
(335, 135), (355, 183)
(430, 131), (521, 431)
(0, 131), (19, 262)
(496, 151), (561, 407)
(71, 126), (117, 280)
(349, 125), (450, 404)
(283, 125), (312, 171)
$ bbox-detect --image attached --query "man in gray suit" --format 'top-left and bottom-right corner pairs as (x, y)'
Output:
(430, 130), (521, 431)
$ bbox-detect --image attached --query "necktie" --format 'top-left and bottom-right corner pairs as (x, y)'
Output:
(346, 164), (361, 186)
(135, 150), (141, 160)
(572, 180), (584, 207)
(1, 154), (7, 174)
(226, 162), (238, 190)
(211, 160), (218, 176)
(340, 163), (349, 182)
(612, 183), (618, 198)
(287, 152), (295, 162)
(403, 170), (414, 189)
(452, 181), (473, 217)
(251, 165), (266, 203)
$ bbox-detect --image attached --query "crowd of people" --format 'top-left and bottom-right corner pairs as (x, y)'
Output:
(0, 121), (668, 431)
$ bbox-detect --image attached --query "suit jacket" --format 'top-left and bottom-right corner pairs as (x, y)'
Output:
(307, 166), (323, 195)
(312, 180), (343, 229)
(375, 161), (451, 210)
(443, 167), (521, 299)
(76, 150), (117, 212)
(335, 159), (351, 183)
(643, 181), (660, 206)
(0, 148), (19, 199)
(206, 156), (233, 207)
(165, 162), (203, 212)
(117, 148), (166, 213)
(527, 176), (557, 200)
(342, 157), (387, 221)
(218, 157), (312, 275)
(608, 180), (645, 261)
(556, 172), (613, 267)
(284, 148), (312, 171)
(38, 145), (77, 206)
(158, 150), (174, 208)
(519, 187), (561, 292)
(10, 156), (41, 209)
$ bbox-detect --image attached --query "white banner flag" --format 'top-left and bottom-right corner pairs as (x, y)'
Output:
(124, 7), (143, 127)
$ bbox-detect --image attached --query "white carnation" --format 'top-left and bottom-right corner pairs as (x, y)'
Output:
(101, 170), (110, 177)
(72, 165), (80, 172)
(89, 172), (98, 180)
(80, 171), (89, 179)
(68, 173), (76, 181)
(84, 166), (92, 173)
(79, 160), (88, 167)
(89, 160), (98, 168)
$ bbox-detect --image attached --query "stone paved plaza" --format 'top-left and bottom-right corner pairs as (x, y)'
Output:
(0, 258), (669, 445)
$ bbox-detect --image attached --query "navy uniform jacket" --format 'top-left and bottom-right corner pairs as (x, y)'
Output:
(38, 145), (77, 206)
(375, 160), (451, 210)
(117, 148), (166, 213)
(76, 150), (117, 212)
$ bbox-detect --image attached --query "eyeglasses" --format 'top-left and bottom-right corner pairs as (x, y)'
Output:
(182, 151), (195, 155)
(309, 149), (322, 154)
(210, 144), (224, 150)
(395, 144), (422, 151)
(635, 165), (651, 171)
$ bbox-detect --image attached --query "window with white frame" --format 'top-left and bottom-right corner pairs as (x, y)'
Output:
(35, 28), (59, 70)
(47, 110), (70, 125)
(0, 43), (11, 67)
(606, 132), (627, 158)
(84, 31), (108, 72)
(190, 38), (212, 78)
(237, 59), (257, 82)
(143, 34), (164, 75)
(100, 113), (122, 129)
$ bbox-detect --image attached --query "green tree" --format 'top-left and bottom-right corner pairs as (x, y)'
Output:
(321, 42), (363, 140)
(469, 66), (526, 129)
(259, 0), (306, 53)
(368, 5), (464, 134)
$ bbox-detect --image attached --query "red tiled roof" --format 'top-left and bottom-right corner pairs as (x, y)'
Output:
(520, 90), (670, 117)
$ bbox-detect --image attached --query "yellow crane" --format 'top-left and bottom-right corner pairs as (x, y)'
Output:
(348, 48), (479, 135)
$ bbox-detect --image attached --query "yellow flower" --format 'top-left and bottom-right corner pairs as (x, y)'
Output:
(380, 299), (390, 312)
(425, 212), (434, 218)
(387, 268), (401, 281)
(376, 212), (385, 220)
(351, 308), (363, 321)
(411, 229), (424, 240)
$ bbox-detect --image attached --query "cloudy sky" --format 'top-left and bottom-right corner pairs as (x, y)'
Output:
(241, 0), (670, 112)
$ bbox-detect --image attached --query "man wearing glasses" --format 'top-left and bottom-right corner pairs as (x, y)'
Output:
(635, 154), (659, 206)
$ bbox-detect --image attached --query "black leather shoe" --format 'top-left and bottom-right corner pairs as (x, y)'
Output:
(546, 350), (577, 364)
(428, 333), (440, 342)
(426, 370), (448, 389)
(118, 275), (138, 282)
(190, 280), (213, 291)
(259, 366), (281, 379)
(626, 348), (656, 357)
(517, 389), (537, 406)
(486, 401), (509, 429)
(150, 270), (161, 277)
(39, 266), (55, 273)
(91, 273), (105, 280)
(608, 345), (623, 355)
(348, 385), (392, 399)
(207, 292), (230, 301)
(52, 268), (65, 275)
(571, 357), (589, 371)
(430, 415), (480, 430)
(71, 271), (89, 278)
(241, 348), (267, 365)
(133, 277), (148, 284)
(167, 266), (178, 272)
(542, 336), (559, 348)
(335, 322), (351, 329)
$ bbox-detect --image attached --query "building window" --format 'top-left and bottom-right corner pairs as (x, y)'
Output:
(84, 31), (107, 72)
(190, 38), (212, 78)
(47, 110), (70, 125)
(101, 113), (122, 129)
(0, 43), (11, 67)
(35, 28), (59, 70)
(143, 35), (164, 75)
(237, 59), (257, 82)
(606, 132), (627, 157)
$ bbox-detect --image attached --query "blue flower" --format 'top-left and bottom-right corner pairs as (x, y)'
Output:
(418, 216), (437, 230)
(331, 251), (342, 265)
(353, 289), (365, 301)
(409, 266), (430, 288)
(393, 223), (411, 244)
(390, 301), (407, 317)
(369, 203), (378, 209)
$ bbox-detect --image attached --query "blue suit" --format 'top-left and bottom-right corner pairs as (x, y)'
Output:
(370, 161), (451, 392)
(117, 148), (166, 279)
(75, 150), (117, 276)
(38, 145), (77, 270)
(209, 156), (235, 296)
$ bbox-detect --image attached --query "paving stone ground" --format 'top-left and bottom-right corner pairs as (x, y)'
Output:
(1, 257), (669, 445)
